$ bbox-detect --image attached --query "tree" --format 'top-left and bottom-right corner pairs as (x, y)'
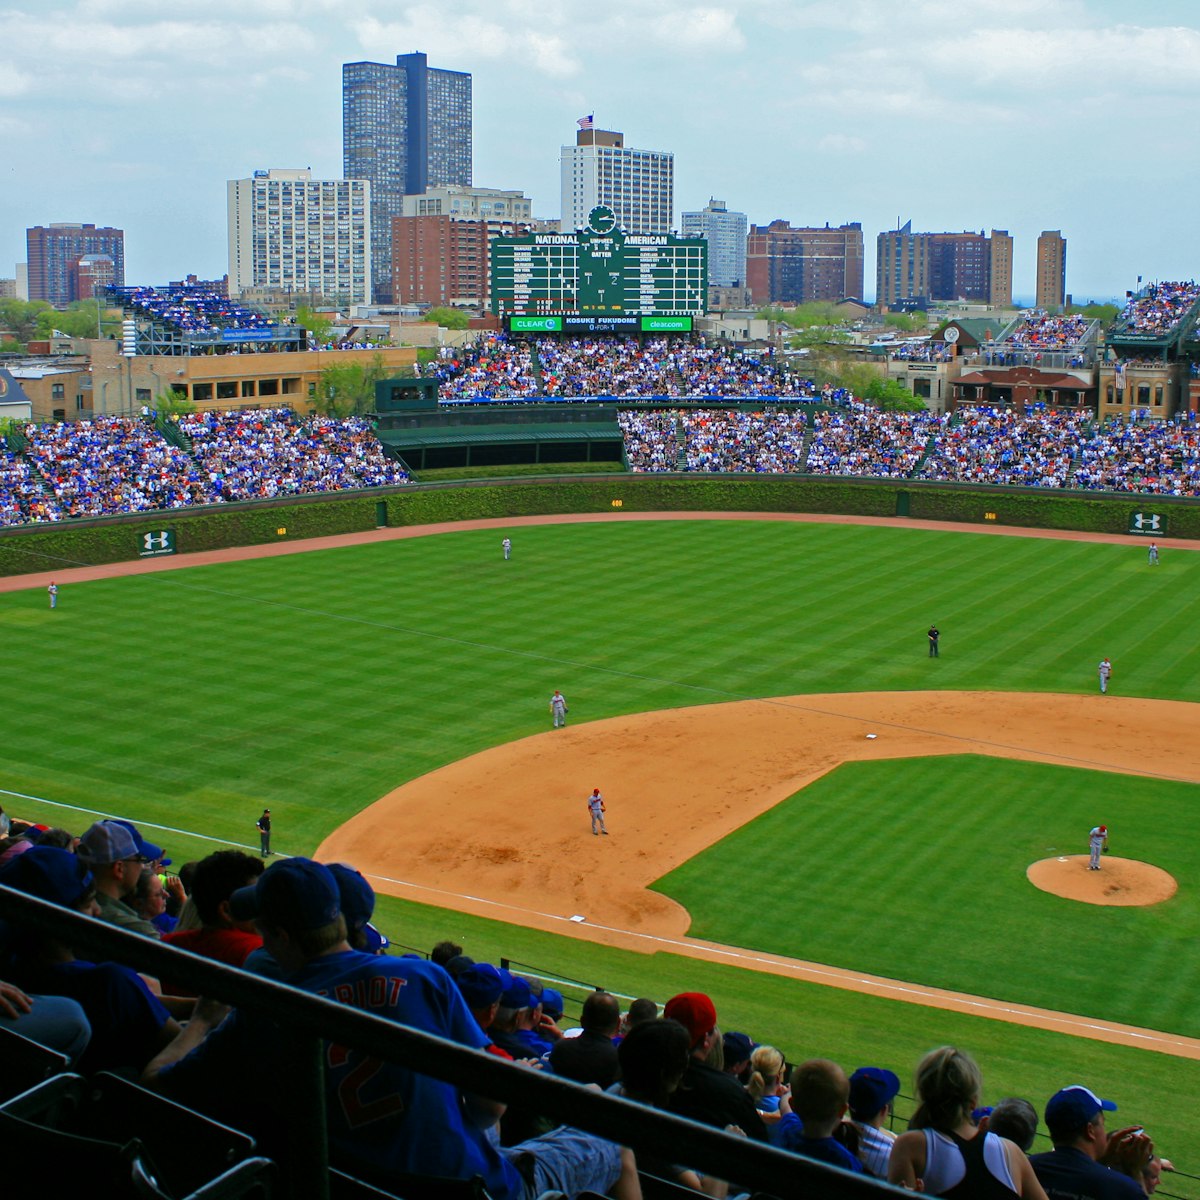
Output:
(826, 363), (927, 412)
(35, 299), (120, 340)
(0, 298), (53, 344)
(315, 353), (390, 418)
(420, 306), (470, 331)
(295, 305), (334, 345)
(154, 389), (195, 419)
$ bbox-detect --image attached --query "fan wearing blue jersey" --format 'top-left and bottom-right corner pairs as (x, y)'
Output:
(143, 858), (639, 1200)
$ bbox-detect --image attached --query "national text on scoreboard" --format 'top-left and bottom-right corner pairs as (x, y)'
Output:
(491, 205), (708, 330)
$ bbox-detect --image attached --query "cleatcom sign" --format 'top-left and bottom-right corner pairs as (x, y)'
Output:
(1128, 512), (1165, 536)
(138, 529), (177, 558)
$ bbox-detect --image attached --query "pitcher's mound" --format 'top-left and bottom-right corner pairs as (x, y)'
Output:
(1027, 856), (1177, 906)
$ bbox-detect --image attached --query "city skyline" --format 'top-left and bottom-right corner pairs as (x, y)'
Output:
(3, 1), (1199, 304)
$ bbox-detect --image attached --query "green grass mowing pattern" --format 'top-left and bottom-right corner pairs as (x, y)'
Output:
(652, 755), (1200, 1038)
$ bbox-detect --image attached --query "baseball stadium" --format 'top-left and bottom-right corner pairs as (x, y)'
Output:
(3, 285), (1200, 1199)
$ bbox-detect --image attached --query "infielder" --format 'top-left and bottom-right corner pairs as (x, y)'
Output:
(1148, 542), (1159, 565)
(1088, 824), (1108, 870)
(588, 788), (608, 836)
(502, 537), (511, 561)
(1098, 657), (1112, 694)
(550, 689), (569, 728)
(48, 581), (58, 609)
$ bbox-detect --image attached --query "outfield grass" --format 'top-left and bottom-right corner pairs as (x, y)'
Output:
(654, 755), (1200, 1037)
(4, 518), (1200, 1160)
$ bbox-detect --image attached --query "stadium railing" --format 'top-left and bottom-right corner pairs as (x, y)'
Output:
(0, 885), (900, 1200)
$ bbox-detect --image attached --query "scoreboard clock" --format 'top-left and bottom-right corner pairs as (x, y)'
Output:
(491, 208), (708, 329)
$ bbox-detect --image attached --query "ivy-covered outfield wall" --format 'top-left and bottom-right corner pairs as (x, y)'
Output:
(0, 476), (1196, 577)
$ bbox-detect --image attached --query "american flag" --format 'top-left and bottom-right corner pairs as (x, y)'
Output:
(577, 114), (594, 130)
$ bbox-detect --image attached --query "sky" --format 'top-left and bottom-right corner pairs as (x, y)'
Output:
(3, 0), (1199, 304)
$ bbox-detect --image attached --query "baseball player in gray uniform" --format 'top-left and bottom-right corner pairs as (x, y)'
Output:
(1148, 542), (1159, 565)
(1098, 657), (1112, 694)
(1088, 824), (1108, 870)
(588, 789), (608, 835)
(502, 537), (511, 560)
(550, 690), (569, 728)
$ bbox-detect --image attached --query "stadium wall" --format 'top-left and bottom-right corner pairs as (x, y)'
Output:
(1, 476), (1197, 577)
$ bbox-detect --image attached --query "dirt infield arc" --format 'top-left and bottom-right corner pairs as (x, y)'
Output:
(317, 688), (1200, 1059)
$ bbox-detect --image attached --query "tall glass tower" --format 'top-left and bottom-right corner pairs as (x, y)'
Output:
(343, 52), (472, 303)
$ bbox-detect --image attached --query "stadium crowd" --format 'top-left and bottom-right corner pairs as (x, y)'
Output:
(806, 404), (941, 477)
(2, 409), (407, 523)
(23, 415), (212, 517)
(918, 408), (1090, 488)
(177, 409), (409, 499)
(119, 286), (278, 334)
(685, 409), (809, 472)
(1112, 282), (1200, 338)
(0, 806), (1178, 1200)
(1006, 312), (1092, 351)
(434, 335), (539, 401)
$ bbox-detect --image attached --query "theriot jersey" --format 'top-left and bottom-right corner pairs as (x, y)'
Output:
(161, 950), (523, 1200)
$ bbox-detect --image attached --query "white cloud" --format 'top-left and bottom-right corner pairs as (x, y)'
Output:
(0, 67), (32, 98)
(816, 133), (868, 154)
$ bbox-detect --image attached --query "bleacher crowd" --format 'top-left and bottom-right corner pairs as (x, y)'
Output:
(0, 808), (1176, 1199)
(120, 286), (278, 334)
(1112, 282), (1200, 338)
(0, 408), (408, 526)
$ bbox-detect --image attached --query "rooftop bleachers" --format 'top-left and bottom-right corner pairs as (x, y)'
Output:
(1110, 281), (1200, 342)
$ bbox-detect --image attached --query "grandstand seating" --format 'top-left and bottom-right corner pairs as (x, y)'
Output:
(1112, 281), (1200, 339)
(114, 286), (277, 335)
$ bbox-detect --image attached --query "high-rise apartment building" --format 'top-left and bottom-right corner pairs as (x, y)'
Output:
(876, 223), (1013, 307)
(343, 51), (472, 302)
(392, 215), (488, 307)
(745, 221), (864, 306)
(560, 127), (673, 236)
(681, 199), (748, 287)
(26, 223), (125, 306)
(227, 168), (372, 304)
(1036, 231), (1067, 310)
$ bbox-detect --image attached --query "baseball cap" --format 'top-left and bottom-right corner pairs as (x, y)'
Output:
(109, 819), (170, 867)
(663, 993), (718, 1047)
(325, 863), (375, 930)
(77, 819), (163, 866)
(1045, 1086), (1117, 1131)
(722, 1031), (756, 1063)
(849, 1067), (902, 1118)
(457, 963), (505, 1009)
(0, 845), (94, 909)
(500, 974), (536, 1011)
(229, 857), (342, 931)
(539, 987), (565, 1020)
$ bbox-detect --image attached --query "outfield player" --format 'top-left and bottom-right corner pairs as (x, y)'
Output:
(550, 690), (569, 728)
(48, 581), (58, 609)
(1098, 657), (1112, 694)
(1088, 824), (1108, 870)
(502, 537), (511, 560)
(588, 788), (608, 836)
(1148, 542), (1159, 565)
(928, 624), (939, 658)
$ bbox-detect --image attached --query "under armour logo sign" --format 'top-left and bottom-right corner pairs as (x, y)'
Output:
(1133, 514), (1161, 531)
(143, 531), (171, 550)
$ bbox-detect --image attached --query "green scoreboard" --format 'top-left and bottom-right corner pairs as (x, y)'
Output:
(491, 205), (707, 334)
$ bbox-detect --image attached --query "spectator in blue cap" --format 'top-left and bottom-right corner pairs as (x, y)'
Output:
(0, 845), (179, 1074)
(325, 863), (389, 955)
(848, 1065), (901, 1177)
(76, 819), (164, 939)
(1031, 1085), (1142, 1200)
